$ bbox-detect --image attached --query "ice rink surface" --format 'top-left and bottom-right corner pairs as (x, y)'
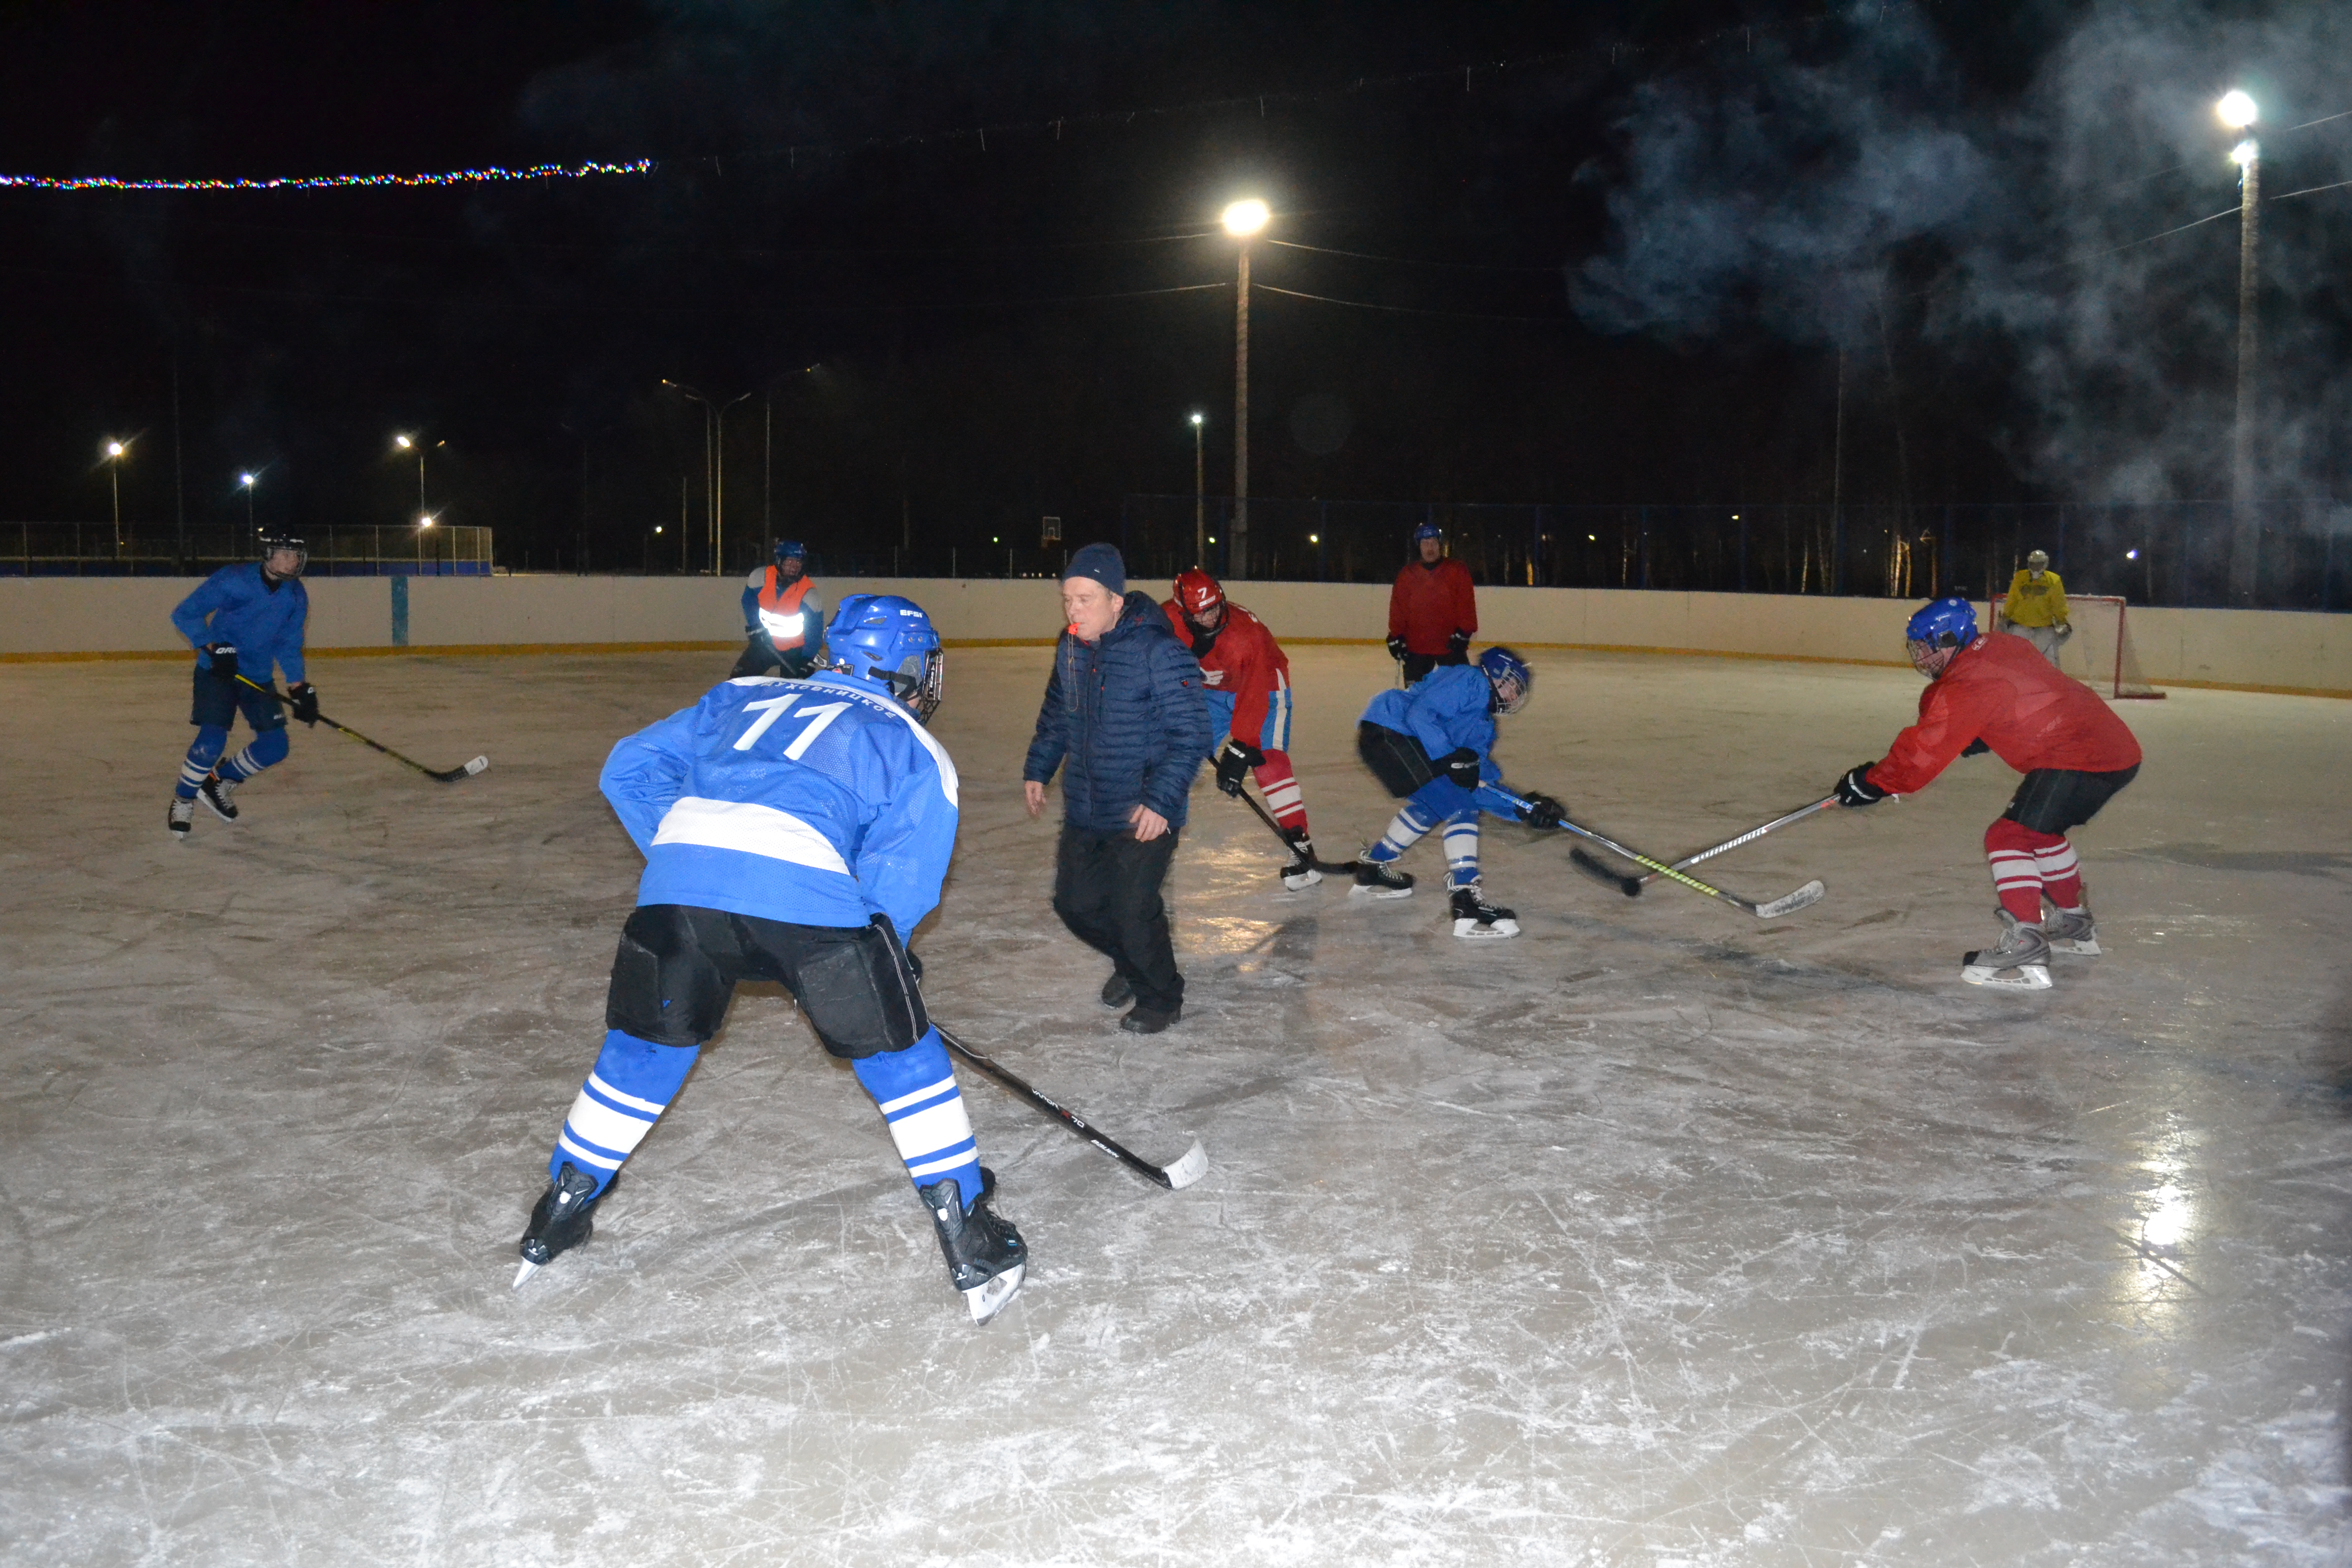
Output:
(4, 641), (2349, 1566)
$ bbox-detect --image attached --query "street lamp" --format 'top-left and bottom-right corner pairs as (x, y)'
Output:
(1189, 412), (1207, 566)
(416, 511), (435, 575)
(663, 380), (755, 575)
(238, 471), (257, 540)
(103, 439), (129, 557)
(2219, 90), (2261, 602)
(1222, 198), (1269, 578)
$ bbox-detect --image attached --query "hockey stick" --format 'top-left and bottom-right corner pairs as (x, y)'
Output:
(234, 674), (489, 783)
(1496, 791), (1822, 919)
(936, 1025), (1208, 1192)
(1570, 797), (1838, 898)
(1231, 783), (1358, 874)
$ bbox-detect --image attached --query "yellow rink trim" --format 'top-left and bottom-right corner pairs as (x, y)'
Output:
(4, 637), (2346, 699)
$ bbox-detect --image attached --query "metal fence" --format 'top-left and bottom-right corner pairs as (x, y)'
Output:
(0, 524), (496, 577)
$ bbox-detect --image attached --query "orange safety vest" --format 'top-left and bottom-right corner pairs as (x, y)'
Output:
(756, 571), (816, 650)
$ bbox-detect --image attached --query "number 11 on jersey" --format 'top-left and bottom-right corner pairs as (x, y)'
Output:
(734, 694), (851, 758)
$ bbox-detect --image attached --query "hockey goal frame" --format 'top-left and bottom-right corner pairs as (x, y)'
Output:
(1990, 592), (2165, 700)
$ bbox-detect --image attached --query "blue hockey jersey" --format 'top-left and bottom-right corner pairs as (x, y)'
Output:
(600, 673), (960, 937)
(1360, 664), (1520, 817)
(170, 565), (309, 683)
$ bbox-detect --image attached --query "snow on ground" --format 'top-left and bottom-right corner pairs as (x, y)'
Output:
(3, 642), (2348, 1566)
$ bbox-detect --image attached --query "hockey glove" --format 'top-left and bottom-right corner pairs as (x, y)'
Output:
(1385, 634), (1409, 664)
(205, 644), (238, 682)
(289, 682), (320, 727)
(1213, 739), (1265, 797)
(1959, 737), (1990, 757)
(1518, 792), (1567, 830)
(1438, 747), (1483, 791)
(1446, 628), (1472, 657)
(1834, 763), (1889, 807)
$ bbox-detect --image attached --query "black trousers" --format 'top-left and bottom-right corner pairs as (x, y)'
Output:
(1398, 648), (1469, 684)
(729, 633), (819, 681)
(1357, 721), (1438, 799)
(2001, 764), (2139, 835)
(606, 904), (927, 1059)
(1053, 825), (1182, 1014)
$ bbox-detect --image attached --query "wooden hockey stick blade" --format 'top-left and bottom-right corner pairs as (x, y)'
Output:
(1754, 879), (1827, 918)
(1567, 845), (1643, 897)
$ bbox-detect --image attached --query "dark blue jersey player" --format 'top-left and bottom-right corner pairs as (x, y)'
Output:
(166, 535), (318, 838)
(515, 594), (1027, 1325)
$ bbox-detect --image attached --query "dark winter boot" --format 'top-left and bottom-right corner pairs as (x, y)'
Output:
(919, 1166), (1026, 1325)
(1100, 971), (1134, 1009)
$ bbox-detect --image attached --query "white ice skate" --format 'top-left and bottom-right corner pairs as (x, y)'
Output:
(1960, 911), (2053, 990)
(168, 797), (195, 839)
(1450, 882), (1520, 940)
(2043, 905), (2102, 957)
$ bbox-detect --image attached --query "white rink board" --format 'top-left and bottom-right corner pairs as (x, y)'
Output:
(3, 645), (2348, 1566)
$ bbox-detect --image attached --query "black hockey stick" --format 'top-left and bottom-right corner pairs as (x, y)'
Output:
(1570, 796), (1838, 897)
(1497, 790), (1823, 919)
(936, 1025), (1208, 1191)
(235, 674), (489, 783)
(1231, 783), (1358, 874)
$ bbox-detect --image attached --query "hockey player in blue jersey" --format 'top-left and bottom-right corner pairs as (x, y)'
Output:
(164, 535), (318, 838)
(515, 594), (1028, 1325)
(1350, 646), (1567, 939)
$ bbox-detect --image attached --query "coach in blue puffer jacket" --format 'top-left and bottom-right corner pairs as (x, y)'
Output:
(1023, 544), (1213, 1035)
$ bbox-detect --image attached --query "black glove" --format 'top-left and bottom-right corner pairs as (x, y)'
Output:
(205, 644), (238, 683)
(1834, 763), (1889, 807)
(289, 682), (320, 726)
(1446, 629), (1471, 657)
(1959, 737), (1990, 757)
(1386, 634), (1409, 664)
(1518, 792), (1567, 830)
(1213, 739), (1264, 797)
(1438, 747), (1482, 791)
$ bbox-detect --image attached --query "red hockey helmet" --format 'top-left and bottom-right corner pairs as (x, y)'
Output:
(1172, 568), (1226, 623)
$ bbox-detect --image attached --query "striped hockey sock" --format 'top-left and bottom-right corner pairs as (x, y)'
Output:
(216, 728), (289, 782)
(549, 1030), (700, 1195)
(1252, 750), (1309, 834)
(1984, 819), (2064, 924)
(853, 1029), (982, 1208)
(176, 726), (229, 800)
(1364, 802), (1433, 865)
(1442, 818), (1481, 890)
(2033, 837), (2084, 909)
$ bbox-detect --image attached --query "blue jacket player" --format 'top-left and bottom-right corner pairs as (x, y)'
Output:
(1350, 647), (1567, 939)
(165, 535), (319, 838)
(517, 594), (1028, 1325)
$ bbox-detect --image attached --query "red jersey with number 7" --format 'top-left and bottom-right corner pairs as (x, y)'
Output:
(1865, 631), (2142, 797)
(1162, 599), (1289, 743)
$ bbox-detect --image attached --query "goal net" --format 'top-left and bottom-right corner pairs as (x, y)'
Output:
(1990, 592), (2164, 700)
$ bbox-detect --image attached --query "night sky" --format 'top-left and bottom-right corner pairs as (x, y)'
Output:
(0, 1), (2339, 581)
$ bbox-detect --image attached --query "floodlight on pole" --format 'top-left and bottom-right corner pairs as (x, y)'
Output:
(392, 432), (427, 516)
(2223, 96), (2264, 603)
(1220, 198), (1269, 578)
(2216, 89), (2258, 129)
(1220, 199), (1269, 237)
(1189, 412), (1207, 566)
(103, 438), (130, 555)
(239, 470), (256, 535)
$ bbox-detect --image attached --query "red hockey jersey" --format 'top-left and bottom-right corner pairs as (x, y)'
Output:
(1865, 631), (2143, 797)
(1388, 557), (1478, 656)
(1162, 598), (1290, 743)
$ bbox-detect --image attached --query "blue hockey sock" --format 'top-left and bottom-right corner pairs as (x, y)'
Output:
(1365, 802), (1433, 864)
(549, 1030), (700, 1195)
(217, 727), (289, 782)
(1443, 817), (1482, 889)
(852, 1028), (982, 1209)
(176, 726), (229, 799)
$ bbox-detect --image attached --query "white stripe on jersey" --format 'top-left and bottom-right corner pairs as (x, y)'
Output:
(652, 797), (852, 874)
(797, 677), (961, 808)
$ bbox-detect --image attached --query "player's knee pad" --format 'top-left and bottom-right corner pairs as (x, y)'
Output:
(1407, 776), (1477, 821)
(605, 904), (736, 1047)
(184, 726), (229, 769)
(245, 728), (290, 769)
(789, 916), (929, 1060)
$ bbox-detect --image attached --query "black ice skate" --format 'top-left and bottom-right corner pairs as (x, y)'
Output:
(1279, 827), (1324, 891)
(168, 796), (195, 838)
(513, 1163), (617, 1287)
(197, 773), (240, 823)
(1351, 858), (1414, 899)
(1960, 911), (2053, 990)
(919, 1166), (1026, 1326)
(1449, 881), (1520, 940)
(2043, 904), (2101, 957)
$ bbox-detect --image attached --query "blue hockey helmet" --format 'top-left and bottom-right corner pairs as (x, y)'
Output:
(1478, 645), (1533, 715)
(1903, 597), (1977, 678)
(1411, 520), (1444, 544)
(773, 538), (807, 566)
(823, 594), (945, 720)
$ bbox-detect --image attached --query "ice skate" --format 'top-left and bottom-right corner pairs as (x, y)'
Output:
(197, 773), (240, 823)
(1351, 858), (1414, 899)
(919, 1167), (1026, 1325)
(1279, 828), (1323, 890)
(2043, 904), (2101, 957)
(1450, 881), (1520, 939)
(1960, 911), (2053, 990)
(513, 1164), (616, 1287)
(168, 796), (195, 839)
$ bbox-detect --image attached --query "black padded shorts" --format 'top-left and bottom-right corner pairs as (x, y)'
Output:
(605, 904), (927, 1059)
(2001, 765), (2139, 835)
(1357, 721), (1438, 800)
(189, 664), (286, 732)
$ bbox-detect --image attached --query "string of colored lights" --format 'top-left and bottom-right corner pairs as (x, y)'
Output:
(0, 159), (653, 193)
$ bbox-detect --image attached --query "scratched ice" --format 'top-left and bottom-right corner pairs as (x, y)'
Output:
(2, 645), (2347, 1565)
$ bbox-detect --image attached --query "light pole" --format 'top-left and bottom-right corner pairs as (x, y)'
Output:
(393, 433), (427, 517)
(416, 512), (436, 574)
(238, 472), (256, 543)
(1189, 412), (1206, 566)
(1222, 198), (1269, 578)
(104, 439), (128, 556)
(663, 381), (754, 574)
(2219, 90), (2262, 603)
